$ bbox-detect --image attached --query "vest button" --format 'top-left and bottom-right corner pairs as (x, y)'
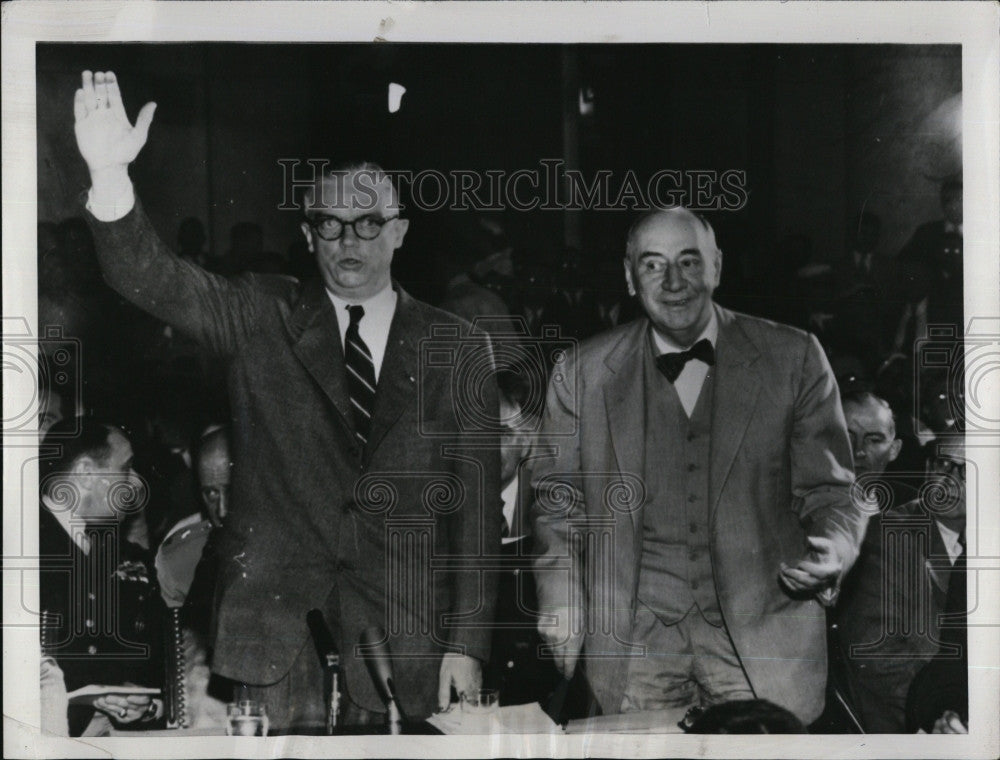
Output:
(688, 494), (698, 502)
(689, 522), (698, 534)
(687, 463), (698, 472)
(690, 579), (700, 590)
(689, 550), (699, 562)
(687, 433), (696, 442)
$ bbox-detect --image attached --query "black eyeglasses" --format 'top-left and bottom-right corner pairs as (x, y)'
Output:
(305, 214), (399, 241)
(931, 457), (966, 479)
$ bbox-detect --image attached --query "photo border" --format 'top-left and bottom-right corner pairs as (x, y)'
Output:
(4, 2), (998, 758)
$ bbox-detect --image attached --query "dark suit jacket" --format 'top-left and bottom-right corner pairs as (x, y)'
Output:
(828, 252), (902, 365)
(836, 499), (962, 731)
(531, 305), (865, 723)
(837, 499), (956, 664)
(86, 199), (501, 718)
(905, 538), (967, 732)
(897, 219), (963, 326)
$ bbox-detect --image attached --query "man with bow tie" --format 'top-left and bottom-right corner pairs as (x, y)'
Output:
(530, 207), (865, 724)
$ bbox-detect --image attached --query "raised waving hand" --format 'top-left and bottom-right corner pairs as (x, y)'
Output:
(74, 70), (156, 175)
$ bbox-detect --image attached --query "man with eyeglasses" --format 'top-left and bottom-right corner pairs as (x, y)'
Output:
(73, 70), (500, 732)
(836, 434), (968, 733)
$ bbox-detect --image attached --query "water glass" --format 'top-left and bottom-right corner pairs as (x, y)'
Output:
(460, 688), (499, 717)
(226, 700), (269, 737)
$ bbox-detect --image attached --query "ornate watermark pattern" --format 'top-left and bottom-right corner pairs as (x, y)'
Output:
(914, 317), (1000, 437)
(3, 319), (82, 438)
(418, 317), (576, 438)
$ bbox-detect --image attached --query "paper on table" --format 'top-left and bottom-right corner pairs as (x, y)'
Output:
(427, 702), (561, 735)
(67, 684), (161, 706)
(108, 727), (226, 737)
(564, 707), (688, 734)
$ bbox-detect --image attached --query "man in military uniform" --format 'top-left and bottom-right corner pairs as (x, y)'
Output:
(40, 418), (166, 735)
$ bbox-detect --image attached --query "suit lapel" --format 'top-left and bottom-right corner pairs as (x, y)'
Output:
(709, 306), (762, 519)
(925, 519), (952, 596)
(603, 320), (648, 538)
(513, 468), (534, 542)
(365, 287), (422, 454)
(288, 279), (353, 435)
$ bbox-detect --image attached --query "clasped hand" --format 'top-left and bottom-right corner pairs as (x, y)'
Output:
(537, 604), (584, 680)
(92, 693), (161, 725)
(437, 653), (482, 712)
(779, 535), (843, 599)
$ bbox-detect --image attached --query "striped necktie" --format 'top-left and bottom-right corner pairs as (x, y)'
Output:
(345, 305), (376, 444)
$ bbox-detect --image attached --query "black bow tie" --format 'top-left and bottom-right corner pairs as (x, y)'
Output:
(655, 338), (715, 383)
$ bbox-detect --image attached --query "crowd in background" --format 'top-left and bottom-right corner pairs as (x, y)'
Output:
(37, 176), (967, 735)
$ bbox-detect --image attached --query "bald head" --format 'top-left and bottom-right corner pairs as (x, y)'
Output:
(624, 207), (722, 346)
(197, 427), (231, 527)
(626, 208), (720, 262)
(842, 392), (901, 477)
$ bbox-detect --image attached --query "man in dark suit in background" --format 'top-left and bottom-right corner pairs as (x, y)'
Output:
(837, 439), (967, 733)
(826, 212), (901, 373)
(73, 70), (500, 731)
(893, 178), (963, 355)
(484, 369), (563, 707)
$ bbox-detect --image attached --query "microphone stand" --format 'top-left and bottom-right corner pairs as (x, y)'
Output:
(306, 609), (342, 735)
(359, 626), (407, 734)
(324, 652), (342, 736)
(384, 677), (403, 735)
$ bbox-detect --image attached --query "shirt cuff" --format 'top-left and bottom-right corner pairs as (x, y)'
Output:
(86, 182), (135, 222)
(816, 585), (840, 607)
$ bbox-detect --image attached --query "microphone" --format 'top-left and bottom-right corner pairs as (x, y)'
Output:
(359, 626), (405, 733)
(306, 609), (341, 734)
(306, 609), (338, 664)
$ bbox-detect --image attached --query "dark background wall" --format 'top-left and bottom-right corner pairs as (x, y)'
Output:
(37, 43), (960, 304)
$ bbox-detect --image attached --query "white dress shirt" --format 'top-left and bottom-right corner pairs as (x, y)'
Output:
(86, 181), (136, 222)
(500, 475), (522, 545)
(935, 520), (964, 565)
(326, 287), (397, 382)
(650, 308), (719, 417)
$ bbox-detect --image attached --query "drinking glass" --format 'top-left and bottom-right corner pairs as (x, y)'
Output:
(460, 688), (499, 717)
(226, 700), (269, 737)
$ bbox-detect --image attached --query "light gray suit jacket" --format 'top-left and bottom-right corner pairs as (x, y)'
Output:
(531, 304), (865, 723)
